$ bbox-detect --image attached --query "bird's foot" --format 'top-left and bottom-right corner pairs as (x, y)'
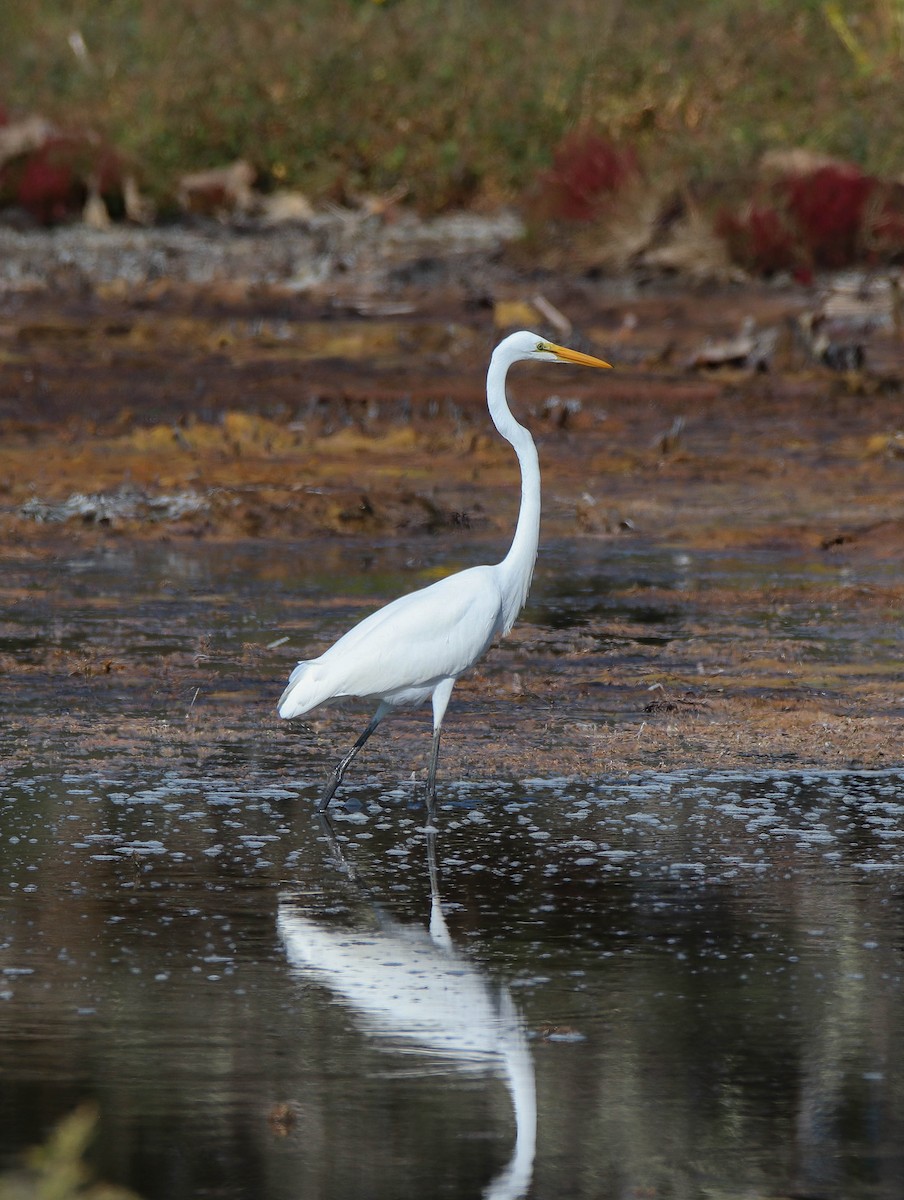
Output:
(317, 775), (341, 812)
(424, 786), (439, 825)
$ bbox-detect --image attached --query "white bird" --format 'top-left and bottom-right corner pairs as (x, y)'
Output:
(278, 330), (611, 810)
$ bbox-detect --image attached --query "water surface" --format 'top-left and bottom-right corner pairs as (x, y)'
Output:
(1, 539), (902, 1199)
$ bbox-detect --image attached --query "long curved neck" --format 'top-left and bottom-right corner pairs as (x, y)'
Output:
(487, 348), (541, 633)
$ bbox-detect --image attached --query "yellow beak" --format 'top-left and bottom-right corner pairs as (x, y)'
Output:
(544, 341), (612, 369)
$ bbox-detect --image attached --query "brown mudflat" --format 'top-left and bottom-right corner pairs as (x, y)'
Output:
(1, 254), (902, 785)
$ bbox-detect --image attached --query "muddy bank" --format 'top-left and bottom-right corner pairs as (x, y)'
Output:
(0, 235), (902, 783)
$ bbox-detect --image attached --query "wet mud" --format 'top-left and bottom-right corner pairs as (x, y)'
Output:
(1, 247), (903, 785)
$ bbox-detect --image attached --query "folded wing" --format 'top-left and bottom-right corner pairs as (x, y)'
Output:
(278, 565), (505, 719)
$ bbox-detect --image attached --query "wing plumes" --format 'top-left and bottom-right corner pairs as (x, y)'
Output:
(277, 568), (505, 719)
(278, 661), (331, 719)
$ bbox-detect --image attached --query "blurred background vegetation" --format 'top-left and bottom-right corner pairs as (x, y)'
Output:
(0, 0), (903, 213)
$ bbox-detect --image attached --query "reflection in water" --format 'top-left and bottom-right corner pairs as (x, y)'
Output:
(278, 824), (536, 1200)
(1, 754), (903, 1198)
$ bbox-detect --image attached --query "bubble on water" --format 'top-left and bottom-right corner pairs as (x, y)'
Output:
(795, 829), (836, 846)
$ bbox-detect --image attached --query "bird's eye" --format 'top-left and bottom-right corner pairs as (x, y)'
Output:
(536, 341), (549, 353)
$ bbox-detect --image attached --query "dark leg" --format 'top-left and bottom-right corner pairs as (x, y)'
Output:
(426, 678), (455, 819)
(425, 725), (442, 822)
(318, 713), (383, 811)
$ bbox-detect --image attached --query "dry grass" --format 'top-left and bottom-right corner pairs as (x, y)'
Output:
(2, 1), (904, 214)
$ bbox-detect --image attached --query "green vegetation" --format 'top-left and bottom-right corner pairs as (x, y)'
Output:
(0, 1105), (140, 1200)
(1, 0), (904, 211)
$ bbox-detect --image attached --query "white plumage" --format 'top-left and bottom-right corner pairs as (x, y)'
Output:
(279, 566), (503, 717)
(277, 329), (611, 810)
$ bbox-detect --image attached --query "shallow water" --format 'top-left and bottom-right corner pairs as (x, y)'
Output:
(1, 540), (903, 1199)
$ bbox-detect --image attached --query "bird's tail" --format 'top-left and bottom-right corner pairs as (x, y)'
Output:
(277, 660), (327, 719)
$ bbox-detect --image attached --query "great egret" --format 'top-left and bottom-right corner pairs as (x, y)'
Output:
(278, 329), (611, 809)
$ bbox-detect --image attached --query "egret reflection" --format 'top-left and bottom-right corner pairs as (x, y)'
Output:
(277, 825), (536, 1200)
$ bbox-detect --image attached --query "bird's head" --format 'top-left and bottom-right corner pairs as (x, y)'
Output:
(500, 329), (612, 370)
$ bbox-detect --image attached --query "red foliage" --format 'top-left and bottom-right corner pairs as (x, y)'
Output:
(0, 134), (124, 225)
(715, 204), (800, 276)
(782, 166), (876, 269)
(534, 130), (638, 222)
(717, 161), (903, 276)
(14, 139), (85, 224)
